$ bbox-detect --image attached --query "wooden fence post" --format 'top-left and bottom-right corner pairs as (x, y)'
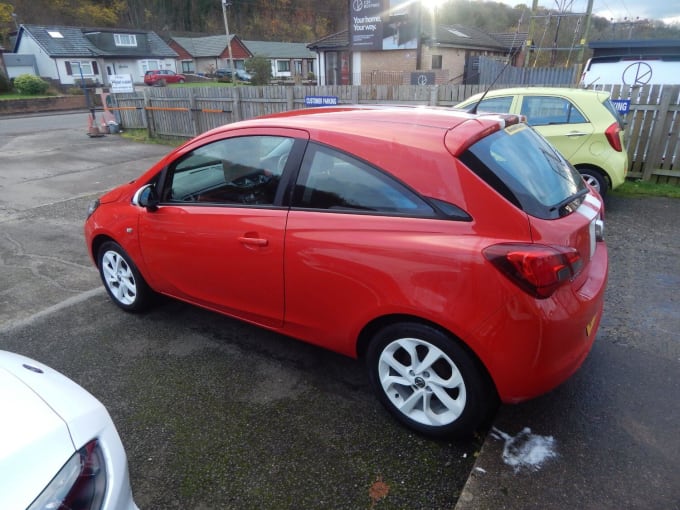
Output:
(143, 87), (155, 138)
(642, 85), (677, 181)
(188, 88), (199, 136)
(351, 86), (359, 104)
(232, 86), (241, 122)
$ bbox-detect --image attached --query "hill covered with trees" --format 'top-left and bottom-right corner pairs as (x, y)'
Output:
(2, 0), (679, 56)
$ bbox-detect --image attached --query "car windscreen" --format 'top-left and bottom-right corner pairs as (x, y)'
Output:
(460, 123), (587, 219)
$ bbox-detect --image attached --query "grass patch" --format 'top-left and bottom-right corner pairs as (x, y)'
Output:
(0, 92), (58, 100)
(168, 81), (250, 88)
(613, 179), (680, 199)
(120, 128), (185, 147)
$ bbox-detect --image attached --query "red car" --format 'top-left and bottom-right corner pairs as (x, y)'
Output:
(143, 69), (186, 86)
(84, 106), (608, 437)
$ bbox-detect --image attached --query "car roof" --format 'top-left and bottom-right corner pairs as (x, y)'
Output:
(197, 106), (518, 156)
(223, 105), (500, 133)
(460, 87), (611, 103)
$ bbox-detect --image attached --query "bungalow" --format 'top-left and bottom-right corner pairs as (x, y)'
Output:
(12, 24), (177, 86)
(168, 34), (252, 75)
(308, 24), (524, 86)
(241, 40), (317, 80)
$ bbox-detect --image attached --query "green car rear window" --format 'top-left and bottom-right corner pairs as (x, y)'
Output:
(460, 123), (587, 219)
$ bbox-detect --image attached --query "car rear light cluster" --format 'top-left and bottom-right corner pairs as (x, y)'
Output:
(28, 439), (107, 510)
(604, 122), (623, 152)
(483, 243), (584, 298)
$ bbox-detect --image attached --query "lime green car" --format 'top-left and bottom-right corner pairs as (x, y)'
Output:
(456, 87), (628, 196)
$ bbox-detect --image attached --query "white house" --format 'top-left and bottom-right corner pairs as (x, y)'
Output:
(12, 24), (178, 86)
(242, 40), (317, 80)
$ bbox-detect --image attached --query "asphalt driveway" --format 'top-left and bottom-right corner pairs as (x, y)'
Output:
(1, 113), (678, 509)
(0, 114), (479, 509)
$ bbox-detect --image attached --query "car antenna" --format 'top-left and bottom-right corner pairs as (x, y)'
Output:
(462, 19), (524, 115)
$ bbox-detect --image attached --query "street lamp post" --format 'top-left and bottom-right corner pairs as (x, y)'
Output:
(221, 0), (235, 75)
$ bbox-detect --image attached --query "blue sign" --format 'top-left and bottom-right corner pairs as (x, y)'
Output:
(305, 96), (339, 107)
(611, 99), (631, 114)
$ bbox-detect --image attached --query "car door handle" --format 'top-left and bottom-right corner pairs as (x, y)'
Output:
(238, 236), (268, 247)
(566, 131), (589, 137)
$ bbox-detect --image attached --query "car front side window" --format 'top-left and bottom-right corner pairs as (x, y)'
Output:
(292, 144), (434, 217)
(161, 135), (293, 206)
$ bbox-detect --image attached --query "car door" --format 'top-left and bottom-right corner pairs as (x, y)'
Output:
(518, 95), (594, 161)
(283, 142), (441, 355)
(137, 130), (305, 327)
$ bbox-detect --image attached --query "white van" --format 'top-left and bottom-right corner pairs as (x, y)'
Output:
(580, 56), (680, 87)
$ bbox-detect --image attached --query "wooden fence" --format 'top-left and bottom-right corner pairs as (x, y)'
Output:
(110, 83), (680, 186)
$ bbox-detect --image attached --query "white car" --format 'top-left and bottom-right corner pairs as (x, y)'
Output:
(0, 350), (137, 510)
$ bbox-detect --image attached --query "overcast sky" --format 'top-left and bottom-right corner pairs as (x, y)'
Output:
(491, 0), (680, 25)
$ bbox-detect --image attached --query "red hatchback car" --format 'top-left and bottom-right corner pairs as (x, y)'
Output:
(143, 69), (186, 86)
(84, 106), (608, 437)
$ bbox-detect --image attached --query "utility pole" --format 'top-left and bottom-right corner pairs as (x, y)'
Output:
(221, 0), (235, 73)
(577, 0), (593, 70)
(524, 0), (539, 67)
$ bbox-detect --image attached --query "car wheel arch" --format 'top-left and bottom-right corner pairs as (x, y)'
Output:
(363, 318), (500, 437)
(356, 314), (493, 377)
(575, 164), (610, 195)
(91, 235), (151, 286)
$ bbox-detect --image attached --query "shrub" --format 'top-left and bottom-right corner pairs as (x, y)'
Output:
(14, 74), (50, 95)
(247, 55), (272, 86)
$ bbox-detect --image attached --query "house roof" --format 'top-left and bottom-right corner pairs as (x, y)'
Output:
(307, 30), (349, 51)
(171, 34), (239, 58)
(4, 53), (36, 66)
(14, 24), (177, 58)
(427, 25), (506, 51)
(242, 40), (315, 59)
(490, 32), (528, 50)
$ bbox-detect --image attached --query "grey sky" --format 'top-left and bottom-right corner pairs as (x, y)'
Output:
(490, 0), (680, 24)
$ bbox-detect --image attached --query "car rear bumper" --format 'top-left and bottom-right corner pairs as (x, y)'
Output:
(476, 241), (608, 403)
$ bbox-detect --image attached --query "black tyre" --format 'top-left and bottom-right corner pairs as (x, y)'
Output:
(97, 241), (153, 312)
(366, 323), (498, 438)
(579, 167), (608, 196)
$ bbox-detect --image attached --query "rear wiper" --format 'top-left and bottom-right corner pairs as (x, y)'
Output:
(550, 188), (589, 214)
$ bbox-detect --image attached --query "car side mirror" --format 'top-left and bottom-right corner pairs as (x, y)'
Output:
(132, 184), (159, 211)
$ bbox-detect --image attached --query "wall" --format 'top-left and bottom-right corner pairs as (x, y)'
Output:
(359, 50), (418, 75)
(0, 95), (87, 115)
(16, 34), (58, 79)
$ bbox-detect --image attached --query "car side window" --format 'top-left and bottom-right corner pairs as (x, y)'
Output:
(520, 96), (587, 126)
(477, 96), (513, 113)
(292, 144), (434, 216)
(162, 135), (293, 206)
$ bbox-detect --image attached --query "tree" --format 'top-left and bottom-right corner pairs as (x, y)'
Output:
(247, 55), (271, 86)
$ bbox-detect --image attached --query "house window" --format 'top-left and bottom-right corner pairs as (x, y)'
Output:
(140, 60), (161, 73)
(294, 60), (302, 75)
(181, 60), (195, 73)
(66, 60), (98, 77)
(114, 34), (137, 47)
(432, 55), (442, 69)
(276, 60), (290, 73)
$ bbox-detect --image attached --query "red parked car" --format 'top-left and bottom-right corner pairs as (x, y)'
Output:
(143, 69), (186, 86)
(84, 106), (608, 437)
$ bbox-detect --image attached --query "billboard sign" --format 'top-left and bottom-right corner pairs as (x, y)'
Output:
(350, 0), (419, 51)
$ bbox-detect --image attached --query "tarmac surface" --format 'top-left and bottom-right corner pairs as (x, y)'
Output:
(455, 195), (680, 510)
(1, 112), (679, 509)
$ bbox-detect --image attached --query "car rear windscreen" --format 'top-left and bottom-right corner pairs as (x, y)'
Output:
(460, 123), (587, 219)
